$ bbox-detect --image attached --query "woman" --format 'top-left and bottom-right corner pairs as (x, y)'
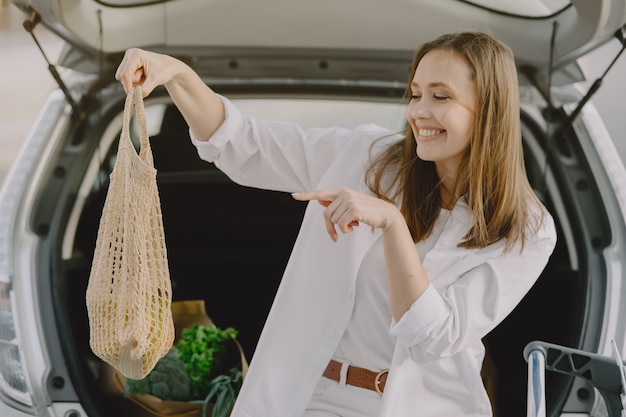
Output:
(116, 31), (557, 417)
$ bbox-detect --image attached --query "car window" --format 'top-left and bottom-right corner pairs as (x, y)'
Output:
(231, 99), (408, 132)
(94, 97), (408, 180)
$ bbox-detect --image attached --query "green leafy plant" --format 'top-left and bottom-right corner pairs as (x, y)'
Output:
(175, 324), (240, 400)
(126, 323), (242, 417)
(201, 366), (243, 417)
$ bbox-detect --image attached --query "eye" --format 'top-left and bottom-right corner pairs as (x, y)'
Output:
(433, 94), (450, 101)
(410, 93), (422, 101)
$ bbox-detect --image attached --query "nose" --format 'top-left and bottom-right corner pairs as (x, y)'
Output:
(406, 99), (432, 121)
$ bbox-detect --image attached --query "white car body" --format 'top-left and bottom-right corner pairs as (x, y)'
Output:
(2, 0), (626, 416)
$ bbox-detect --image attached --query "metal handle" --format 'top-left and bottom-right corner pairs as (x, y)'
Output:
(527, 348), (547, 417)
(524, 340), (626, 417)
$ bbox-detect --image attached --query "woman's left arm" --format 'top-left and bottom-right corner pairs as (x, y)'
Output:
(292, 187), (431, 321)
(293, 188), (557, 360)
(390, 211), (557, 361)
(381, 206), (432, 322)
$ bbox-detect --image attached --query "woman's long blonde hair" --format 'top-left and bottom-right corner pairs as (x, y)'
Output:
(366, 31), (544, 251)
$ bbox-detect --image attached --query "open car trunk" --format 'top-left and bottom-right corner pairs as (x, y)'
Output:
(44, 86), (593, 417)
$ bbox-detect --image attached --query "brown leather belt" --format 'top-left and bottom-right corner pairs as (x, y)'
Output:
(322, 359), (388, 395)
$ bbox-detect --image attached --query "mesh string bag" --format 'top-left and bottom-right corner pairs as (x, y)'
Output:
(86, 86), (174, 380)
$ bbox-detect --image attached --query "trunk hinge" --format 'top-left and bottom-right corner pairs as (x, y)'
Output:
(559, 26), (626, 135)
(519, 21), (559, 113)
(522, 23), (626, 198)
(520, 24), (626, 137)
(22, 9), (85, 121)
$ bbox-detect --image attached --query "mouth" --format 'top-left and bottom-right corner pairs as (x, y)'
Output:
(417, 128), (445, 138)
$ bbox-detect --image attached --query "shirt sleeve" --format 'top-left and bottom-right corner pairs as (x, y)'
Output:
(389, 210), (557, 362)
(189, 95), (370, 193)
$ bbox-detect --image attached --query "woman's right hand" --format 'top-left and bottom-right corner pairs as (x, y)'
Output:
(114, 48), (225, 140)
(115, 48), (187, 97)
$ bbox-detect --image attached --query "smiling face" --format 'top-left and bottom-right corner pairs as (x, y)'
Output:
(406, 49), (476, 182)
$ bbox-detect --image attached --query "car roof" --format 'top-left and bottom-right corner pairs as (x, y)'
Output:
(10, 0), (626, 85)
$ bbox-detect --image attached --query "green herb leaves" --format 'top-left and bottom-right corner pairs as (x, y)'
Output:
(175, 324), (239, 400)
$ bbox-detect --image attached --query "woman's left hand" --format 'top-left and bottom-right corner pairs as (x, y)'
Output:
(292, 188), (401, 242)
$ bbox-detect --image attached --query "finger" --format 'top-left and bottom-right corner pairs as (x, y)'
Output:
(323, 214), (339, 242)
(332, 206), (360, 234)
(293, 190), (349, 241)
(115, 49), (146, 94)
(292, 191), (322, 201)
(343, 220), (360, 233)
(326, 216), (359, 239)
(323, 198), (359, 239)
(292, 192), (330, 208)
(139, 74), (158, 98)
(293, 188), (343, 200)
(292, 191), (333, 207)
(292, 192), (338, 240)
(114, 69), (134, 94)
(114, 50), (134, 91)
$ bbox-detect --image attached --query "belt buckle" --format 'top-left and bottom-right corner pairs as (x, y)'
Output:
(374, 369), (389, 395)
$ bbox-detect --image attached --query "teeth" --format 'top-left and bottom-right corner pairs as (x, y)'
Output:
(419, 129), (444, 137)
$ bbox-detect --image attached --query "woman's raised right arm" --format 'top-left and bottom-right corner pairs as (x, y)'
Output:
(115, 48), (224, 142)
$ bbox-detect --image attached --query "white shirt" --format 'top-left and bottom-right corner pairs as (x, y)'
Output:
(333, 209), (449, 373)
(191, 96), (557, 417)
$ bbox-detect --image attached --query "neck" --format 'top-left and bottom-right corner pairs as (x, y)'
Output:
(440, 183), (457, 210)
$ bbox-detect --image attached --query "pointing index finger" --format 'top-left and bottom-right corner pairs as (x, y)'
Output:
(291, 191), (319, 201)
(292, 190), (338, 207)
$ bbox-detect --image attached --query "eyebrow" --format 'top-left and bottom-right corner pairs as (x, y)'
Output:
(410, 81), (451, 89)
